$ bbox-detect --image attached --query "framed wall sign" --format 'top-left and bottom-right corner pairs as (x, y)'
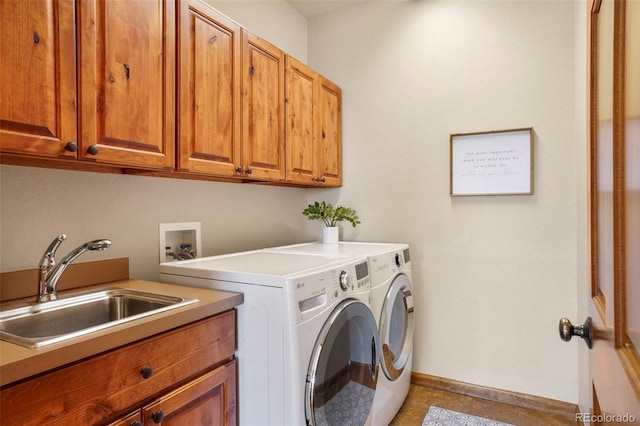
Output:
(450, 127), (534, 196)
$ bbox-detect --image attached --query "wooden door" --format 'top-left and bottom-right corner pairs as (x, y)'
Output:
(0, 0), (77, 158)
(285, 56), (318, 185)
(588, 0), (640, 422)
(241, 30), (285, 181)
(142, 361), (237, 426)
(77, 0), (175, 169)
(317, 77), (342, 186)
(177, 0), (242, 177)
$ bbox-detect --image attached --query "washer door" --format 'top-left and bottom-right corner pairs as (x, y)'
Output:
(379, 273), (414, 381)
(306, 299), (379, 426)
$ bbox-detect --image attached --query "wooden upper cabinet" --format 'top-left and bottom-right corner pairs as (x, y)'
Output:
(177, 0), (242, 177)
(285, 56), (318, 185)
(285, 56), (342, 186)
(242, 30), (285, 181)
(0, 0), (341, 187)
(0, 0), (77, 158)
(317, 77), (342, 186)
(77, 0), (176, 169)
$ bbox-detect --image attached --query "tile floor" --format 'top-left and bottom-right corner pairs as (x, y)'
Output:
(390, 384), (580, 425)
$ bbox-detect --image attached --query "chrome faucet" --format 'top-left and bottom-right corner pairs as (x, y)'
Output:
(37, 234), (112, 302)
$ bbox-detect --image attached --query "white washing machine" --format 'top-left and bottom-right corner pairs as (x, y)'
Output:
(159, 249), (379, 426)
(266, 242), (415, 426)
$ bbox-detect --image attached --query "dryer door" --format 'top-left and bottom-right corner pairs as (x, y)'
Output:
(306, 299), (379, 426)
(380, 273), (414, 381)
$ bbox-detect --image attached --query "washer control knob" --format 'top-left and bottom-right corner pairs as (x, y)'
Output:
(395, 253), (402, 267)
(339, 270), (350, 291)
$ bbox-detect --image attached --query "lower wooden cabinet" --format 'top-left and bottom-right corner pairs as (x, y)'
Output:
(110, 360), (237, 426)
(0, 311), (237, 426)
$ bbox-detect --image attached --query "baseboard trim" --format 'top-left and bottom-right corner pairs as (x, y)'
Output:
(411, 372), (579, 420)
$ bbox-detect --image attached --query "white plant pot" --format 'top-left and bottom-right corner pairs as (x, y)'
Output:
(322, 227), (339, 244)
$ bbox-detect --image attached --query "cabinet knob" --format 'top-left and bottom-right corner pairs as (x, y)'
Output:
(140, 366), (154, 379)
(235, 166), (242, 174)
(245, 167), (253, 175)
(151, 411), (165, 424)
(87, 145), (99, 155)
(316, 177), (326, 184)
(64, 141), (78, 152)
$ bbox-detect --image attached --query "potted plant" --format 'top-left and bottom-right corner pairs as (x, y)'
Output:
(302, 201), (361, 243)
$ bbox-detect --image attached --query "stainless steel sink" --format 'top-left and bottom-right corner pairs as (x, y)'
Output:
(0, 288), (198, 348)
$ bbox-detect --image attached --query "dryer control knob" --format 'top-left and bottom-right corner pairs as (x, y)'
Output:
(339, 270), (350, 291)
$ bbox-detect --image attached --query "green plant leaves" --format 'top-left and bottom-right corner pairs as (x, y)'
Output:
(302, 201), (360, 227)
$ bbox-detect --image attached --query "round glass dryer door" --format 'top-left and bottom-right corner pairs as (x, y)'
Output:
(306, 299), (379, 426)
(379, 273), (414, 380)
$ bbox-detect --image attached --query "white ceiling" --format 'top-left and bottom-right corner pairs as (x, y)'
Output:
(286, 0), (365, 18)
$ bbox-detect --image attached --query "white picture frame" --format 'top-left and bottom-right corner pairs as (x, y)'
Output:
(450, 127), (534, 196)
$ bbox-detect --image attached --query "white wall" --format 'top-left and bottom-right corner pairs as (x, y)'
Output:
(307, 0), (582, 403)
(0, 166), (314, 278)
(207, 0), (308, 61)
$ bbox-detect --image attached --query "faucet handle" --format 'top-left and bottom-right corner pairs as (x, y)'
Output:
(43, 253), (56, 269)
(39, 234), (67, 268)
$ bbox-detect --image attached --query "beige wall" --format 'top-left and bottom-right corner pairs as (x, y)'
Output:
(307, 0), (584, 404)
(0, 166), (315, 279)
(0, 0), (587, 406)
(208, 0), (308, 61)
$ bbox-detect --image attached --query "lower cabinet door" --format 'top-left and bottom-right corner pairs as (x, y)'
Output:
(107, 410), (142, 426)
(142, 360), (237, 426)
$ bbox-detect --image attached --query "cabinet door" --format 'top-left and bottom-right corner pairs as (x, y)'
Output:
(0, 0), (77, 158)
(106, 410), (142, 426)
(317, 78), (342, 186)
(241, 30), (285, 181)
(285, 56), (318, 185)
(177, 0), (241, 176)
(142, 360), (237, 426)
(77, 0), (175, 169)
(0, 312), (236, 425)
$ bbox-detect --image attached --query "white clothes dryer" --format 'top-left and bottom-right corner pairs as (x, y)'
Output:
(266, 242), (415, 426)
(367, 246), (414, 426)
(159, 249), (378, 426)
